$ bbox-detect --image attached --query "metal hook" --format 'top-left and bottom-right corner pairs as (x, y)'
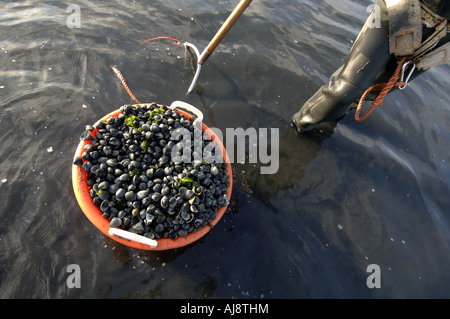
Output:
(184, 42), (202, 93)
(399, 60), (416, 90)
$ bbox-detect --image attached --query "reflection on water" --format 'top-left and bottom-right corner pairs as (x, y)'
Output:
(1, 0), (450, 298)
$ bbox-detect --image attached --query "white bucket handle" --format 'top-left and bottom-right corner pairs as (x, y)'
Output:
(108, 227), (158, 248)
(169, 101), (204, 123)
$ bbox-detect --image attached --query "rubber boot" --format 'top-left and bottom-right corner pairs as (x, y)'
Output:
(293, 0), (450, 132)
(292, 0), (394, 132)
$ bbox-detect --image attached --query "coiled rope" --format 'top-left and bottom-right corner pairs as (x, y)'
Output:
(355, 56), (410, 122)
(139, 36), (181, 46)
(110, 65), (141, 104)
(110, 36), (192, 103)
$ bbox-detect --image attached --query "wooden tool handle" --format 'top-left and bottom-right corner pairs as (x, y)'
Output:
(198, 0), (253, 65)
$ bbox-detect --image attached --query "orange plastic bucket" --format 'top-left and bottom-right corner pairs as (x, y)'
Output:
(72, 103), (232, 250)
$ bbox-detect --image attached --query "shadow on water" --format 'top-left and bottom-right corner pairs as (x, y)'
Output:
(190, 54), (337, 214)
(103, 235), (195, 269)
(238, 124), (337, 212)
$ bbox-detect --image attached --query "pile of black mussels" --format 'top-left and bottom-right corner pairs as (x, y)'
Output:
(73, 103), (230, 241)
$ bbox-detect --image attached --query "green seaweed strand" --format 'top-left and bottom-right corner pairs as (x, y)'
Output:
(124, 115), (140, 128)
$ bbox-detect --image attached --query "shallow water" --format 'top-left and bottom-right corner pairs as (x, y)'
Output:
(1, 0), (449, 299)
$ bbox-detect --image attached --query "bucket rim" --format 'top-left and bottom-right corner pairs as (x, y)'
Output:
(72, 103), (233, 251)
